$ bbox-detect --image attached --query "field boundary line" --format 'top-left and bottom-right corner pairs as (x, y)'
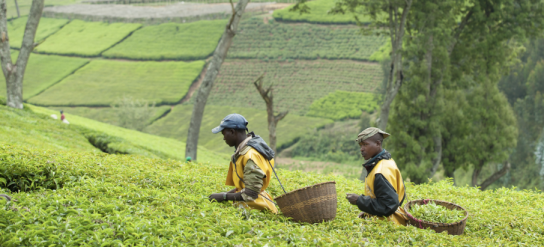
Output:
(99, 25), (144, 57)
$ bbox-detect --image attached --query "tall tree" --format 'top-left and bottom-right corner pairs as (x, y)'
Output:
(185, 0), (250, 161)
(253, 74), (288, 154)
(0, 0), (44, 109)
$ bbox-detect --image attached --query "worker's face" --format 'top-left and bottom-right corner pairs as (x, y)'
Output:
(359, 139), (381, 160)
(221, 129), (237, 147)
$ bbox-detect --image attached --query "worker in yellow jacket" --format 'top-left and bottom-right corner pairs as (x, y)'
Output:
(346, 127), (407, 225)
(208, 114), (278, 213)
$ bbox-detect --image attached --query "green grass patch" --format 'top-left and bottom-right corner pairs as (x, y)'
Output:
(145, 104), (333, 154)
(28, 105), (227, 164)
(204, 59), (382, 115)
(47, 106), (171, 127)
(272, 0), (371, 24)
(7, 17), (69, 49)
(35, 20), (142, 56)
(1, 144), (543, 245)
(229, 18), (386, 61)
(306, 90), (379, 120)
(0, 51), (89, 100)
(103, 20), (227, 60)
(4, 0), (78, 19)
(28, 59), (205, 106)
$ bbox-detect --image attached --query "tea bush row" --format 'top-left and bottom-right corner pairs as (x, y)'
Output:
(7, 17), (69, 49)
(28, 59), (205, 106)
(103, 20), (227, 61)
(306, 90), (379, 120)
(35, 20), (141, 57)
(1, 143), (543, 245)
(229, 18), (387, 61)
(205, 59), (382, 115)
(272, 0), (372, 24)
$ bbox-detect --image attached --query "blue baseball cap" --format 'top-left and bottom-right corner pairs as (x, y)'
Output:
(211, 113), (248, 134)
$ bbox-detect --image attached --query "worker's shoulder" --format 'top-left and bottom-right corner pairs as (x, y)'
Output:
(375, 159), (400, 173)
(240, 146), (264, 159)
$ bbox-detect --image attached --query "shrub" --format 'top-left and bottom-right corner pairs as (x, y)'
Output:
(306, 90), (379, 120)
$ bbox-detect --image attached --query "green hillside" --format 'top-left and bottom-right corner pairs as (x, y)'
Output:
(47, 106), (172, 127)
(229, 18), (386, 61)
(273, 0), (370, 24)
(35, 20), (142, 56)
(0, 52), (89, 99)
(206, 59), (382, 115)
(28, 60), (205, 106)
(103, 20), (227, 60)
(145, 104), (333, 153)
(7, 17), (69, 49)
(306, 91), (380, 120)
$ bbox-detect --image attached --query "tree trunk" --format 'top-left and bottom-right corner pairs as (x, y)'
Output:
(377, 0), (412, 131)
(471, 165), (482, 187)
(479, 162), (510, 190)
(253, 74), (288, 154)
(0, 0), (44, 109)
(184, 0), (250, 161)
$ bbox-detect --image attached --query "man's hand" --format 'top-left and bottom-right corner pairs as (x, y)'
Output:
(346, 193), (359, 205)
(208, 193), (226, 202)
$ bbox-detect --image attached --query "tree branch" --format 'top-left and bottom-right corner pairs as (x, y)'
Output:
(274, 111), (289, 125)
(479, 162), (511, 190)
(448, 9), (473, 55)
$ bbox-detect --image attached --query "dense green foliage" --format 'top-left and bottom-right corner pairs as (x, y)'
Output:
(273, 0), (371, 24)
(7, 17), (69, 49)
(48, 106), (171, 128)
(145, 104), (332, 154)
(1, 143), (544, 245)
(35, 20), (141, 56)
(28, 60), (205, 106)
(0, 52), (89, 99)
(409, 201), (465, 224)
(206, 59), (382, 114)
(229, 18), (386, 61)
(306, 90), (379, 120)
(103, 20), (226, 60)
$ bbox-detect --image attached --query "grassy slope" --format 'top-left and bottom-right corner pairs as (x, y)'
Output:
(306, 90), (380, 120)
(7, 17), (69, 49)
(4, 0), (78, 19)
(205, 59), (382, 115)
(47, 105), (172, 127)
(28, 60), (205, 106)
(103, 20), (227, 60)
(145, 104), (333, 154)
(1, 143), (543, 245)
(0, 51), (89, 99)
(27, 105), (228, 164)
(229, 18), (386, 61)
(35, 20), (142, 56)
(272, 0), (371, 24)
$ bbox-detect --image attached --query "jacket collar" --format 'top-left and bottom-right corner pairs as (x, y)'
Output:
(363, 149), (392, 174)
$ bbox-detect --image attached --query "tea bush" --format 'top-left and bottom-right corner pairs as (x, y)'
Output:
(1, 143), (543, 245)
(306, 91), (379, 120)
(7, 17), (69, 49)
(0, 51), (89, 99)
(103, 20), (227, 61)
(273, 0), (371, 24)
(28, 60), (205, 106)
(34, 20), (141, 56)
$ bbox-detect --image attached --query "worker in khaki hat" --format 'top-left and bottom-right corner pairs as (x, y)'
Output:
(345, 127), (408, 225)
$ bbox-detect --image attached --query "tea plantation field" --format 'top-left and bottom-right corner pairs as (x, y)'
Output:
(34, 20), (142, 56)
(7, 17), (69, 49)
(204, 59), (382, 115)
(273, 0), (371, 24)
(306, 90), (380, 120)
(103, 20), (227, 60)
(0, 52), (89, 99)
(1, 141), (543, 245)
(145, 104), (333, 154)
(229, 18), (386, 61)
(28, 60), (205, 106)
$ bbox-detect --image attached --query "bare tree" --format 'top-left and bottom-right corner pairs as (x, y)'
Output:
(253, 74), (288, 153)
(0, 0), (44, 109)
(185, 0), (250, 161)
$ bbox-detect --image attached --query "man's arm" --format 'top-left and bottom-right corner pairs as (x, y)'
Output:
(355, 174), (399, 217)
(209, 159), (264, 202)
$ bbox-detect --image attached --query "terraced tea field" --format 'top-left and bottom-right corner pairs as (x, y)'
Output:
(28, 60), (205, 106)
(103, 20), (227, 60)
(273, 0), (371, 24)
(306, 90), (379, 120)
(203, 59), (382, 115)
(7, 17), (69, 49)
(35, 20), (142, 56)
(229, 18), (386, 61)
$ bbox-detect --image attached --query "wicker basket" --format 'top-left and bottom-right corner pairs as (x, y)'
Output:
(404, 199), (469, 235)
(274, 181), (337, 224)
